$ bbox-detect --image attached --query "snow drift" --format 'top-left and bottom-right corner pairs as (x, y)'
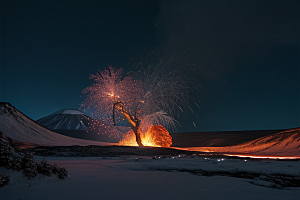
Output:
(0, 103), (111, 146)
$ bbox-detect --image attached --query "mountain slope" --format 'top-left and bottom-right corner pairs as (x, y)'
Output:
(184, 127), (300, 157)
(171, 129), (283, 147)
(0, 103), (111, 146)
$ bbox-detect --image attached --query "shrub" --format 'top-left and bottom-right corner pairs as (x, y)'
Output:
(57, 167), (68, 179)
(0, 141), (14, 167)
(0, 134), (68, 185)
(37, 159), (53, 176)
(0, 172), (10, 187)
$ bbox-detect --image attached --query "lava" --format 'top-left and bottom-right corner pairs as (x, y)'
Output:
(118, 125), (172, 147)
(82, 66), (181, 147)
(223, 154), (300, 160)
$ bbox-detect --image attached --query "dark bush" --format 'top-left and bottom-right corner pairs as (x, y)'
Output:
(57, 167), (68, 179)
(0, 172), (10, 187)
(0, 141), (14, 167)
(21, 153), (38, 179)
(51, 163), (59, 174)
(37, 159), (53, 176)
(10, 154), (22, 171)
(21, 153), (35, 167)
(0, 134), (68, 186)
(24, 162), (38, 179)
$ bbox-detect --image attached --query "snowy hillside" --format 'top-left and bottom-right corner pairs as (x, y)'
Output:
(184, 128), (300, 158)
(0, 103), (111, 146)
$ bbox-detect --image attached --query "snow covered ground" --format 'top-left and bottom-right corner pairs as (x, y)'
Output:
(1, 156), (299, 200)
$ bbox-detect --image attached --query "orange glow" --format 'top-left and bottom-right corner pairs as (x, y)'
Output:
(107, 92), (114, 97)
(118, 125), (172, 147)
(223, 154), (300, 160)
(172, 147), (300, 160)
(107, 92), (120, 99)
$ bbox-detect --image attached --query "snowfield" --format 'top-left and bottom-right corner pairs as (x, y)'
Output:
(1, 156), (300, 200)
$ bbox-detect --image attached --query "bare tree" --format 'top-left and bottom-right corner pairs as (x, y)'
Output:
(81, 66), (186, 147)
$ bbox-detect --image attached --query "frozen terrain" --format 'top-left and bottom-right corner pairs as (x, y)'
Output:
(0, 103), (300, 199)
(1, 156), (300, 200)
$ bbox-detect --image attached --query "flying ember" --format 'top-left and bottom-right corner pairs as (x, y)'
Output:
(81, 66), (187, 147)
(118, 125), (172, 147)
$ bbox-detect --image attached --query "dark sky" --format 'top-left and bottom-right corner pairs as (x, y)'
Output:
(1, 0), (299, 133)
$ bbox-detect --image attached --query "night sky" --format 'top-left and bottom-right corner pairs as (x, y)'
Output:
(1, 0), (299, 133)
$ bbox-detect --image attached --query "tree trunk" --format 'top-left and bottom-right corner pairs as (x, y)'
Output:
(133, 126), (144, 147)
(115, 102), (144, 147)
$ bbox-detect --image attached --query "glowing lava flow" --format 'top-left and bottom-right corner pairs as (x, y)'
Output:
(118, 125), (172, 147)
(223, 154), (300, 160)
(172, 147), (300, 160)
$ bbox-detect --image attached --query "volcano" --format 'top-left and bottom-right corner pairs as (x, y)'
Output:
(36, 109), (91, 131)
(36, 108), (120, 143)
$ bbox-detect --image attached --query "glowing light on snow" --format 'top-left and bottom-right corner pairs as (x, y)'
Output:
(224, 154), (300, 160)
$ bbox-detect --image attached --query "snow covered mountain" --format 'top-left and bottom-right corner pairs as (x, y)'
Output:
(0, 102), (111, 146)
(36, 109), (91, 131)
(36, 108), (121, 143)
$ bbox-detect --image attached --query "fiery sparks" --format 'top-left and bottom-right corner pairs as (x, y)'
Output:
(81, 66), (186, 146)
(82, 66), (186, 147)
(118, 125), (172, 147)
